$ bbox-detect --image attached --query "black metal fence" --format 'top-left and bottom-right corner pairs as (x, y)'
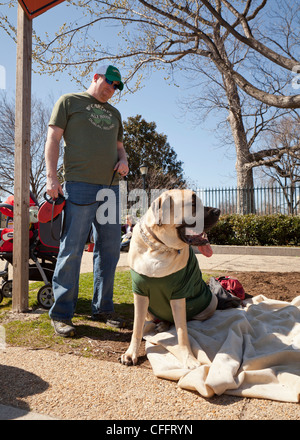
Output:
(195, 185), (300, 215)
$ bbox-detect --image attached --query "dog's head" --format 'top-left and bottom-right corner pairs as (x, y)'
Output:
(144, 189), (220, 254)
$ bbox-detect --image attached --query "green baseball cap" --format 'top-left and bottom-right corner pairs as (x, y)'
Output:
(96, 65), (124, 90)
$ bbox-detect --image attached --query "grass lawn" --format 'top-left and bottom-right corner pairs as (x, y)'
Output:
(0, 270), (213, 359)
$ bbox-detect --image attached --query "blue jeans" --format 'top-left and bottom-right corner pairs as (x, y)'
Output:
(49, 181), (121, 321)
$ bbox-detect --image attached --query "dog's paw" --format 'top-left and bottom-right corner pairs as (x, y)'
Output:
(183, 354), (201, 370)
(120, 352), (138, 367)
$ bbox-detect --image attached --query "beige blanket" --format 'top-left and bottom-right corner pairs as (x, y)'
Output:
(143, 295), (300, 402)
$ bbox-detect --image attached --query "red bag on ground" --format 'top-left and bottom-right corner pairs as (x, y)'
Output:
(216, 276), (245, 300)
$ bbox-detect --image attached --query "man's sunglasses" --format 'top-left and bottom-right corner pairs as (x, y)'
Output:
(105, 78), (120, 90)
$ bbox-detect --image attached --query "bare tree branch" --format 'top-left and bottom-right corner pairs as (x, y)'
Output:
(199, 0), (298, 70)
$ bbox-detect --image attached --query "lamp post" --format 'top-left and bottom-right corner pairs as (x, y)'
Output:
(139, 163), (148, 191)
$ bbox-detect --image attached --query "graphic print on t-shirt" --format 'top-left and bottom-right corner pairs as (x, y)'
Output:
(86, 103), (115, 130)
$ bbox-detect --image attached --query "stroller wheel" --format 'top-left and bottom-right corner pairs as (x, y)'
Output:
(37, 285), (54, 310)
(2, 280), (13, 298)
(0, 289), (3, 304)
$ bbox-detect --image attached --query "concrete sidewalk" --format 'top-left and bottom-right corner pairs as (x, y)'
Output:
(194, 245), (300, 273)
(0, 404), (58, 420)
(114, 245), (300, 273)
(1, 245), (299, 276)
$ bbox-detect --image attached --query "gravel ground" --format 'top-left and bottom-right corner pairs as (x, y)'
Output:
(1, 346), (300, 420)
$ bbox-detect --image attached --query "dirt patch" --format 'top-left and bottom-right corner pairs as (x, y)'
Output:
(75, 270), (300, 365)
(224, 271), (300, 302)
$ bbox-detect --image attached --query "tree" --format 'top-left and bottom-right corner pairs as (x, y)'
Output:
(123, 114), (186, 190)
(254, 115), (300, 214)
(181, 41), (298, 212)
(0, 93), (62, 199)
(30, 0), (299, 109)
(2, 1), (300, 211)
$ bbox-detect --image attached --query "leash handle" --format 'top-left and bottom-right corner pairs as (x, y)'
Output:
(44, 192), (65, 205)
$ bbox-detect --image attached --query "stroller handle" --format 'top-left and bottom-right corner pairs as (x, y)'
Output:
(0, 192), (39, 215)
(0, 203), (14, 212)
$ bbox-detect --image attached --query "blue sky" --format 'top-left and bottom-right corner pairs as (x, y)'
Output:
(0, 1), (238, 189)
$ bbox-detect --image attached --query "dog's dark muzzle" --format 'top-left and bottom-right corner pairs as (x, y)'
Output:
(177, 207), (220, 246)
(203, 207), (221, 230)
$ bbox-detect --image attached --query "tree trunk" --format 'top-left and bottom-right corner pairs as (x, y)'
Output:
(223, 73), (255, 214)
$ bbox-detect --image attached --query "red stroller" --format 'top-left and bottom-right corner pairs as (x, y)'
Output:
(0, 192), (62, 309)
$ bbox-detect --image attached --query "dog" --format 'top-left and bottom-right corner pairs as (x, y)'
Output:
(120, 189), (220, 369)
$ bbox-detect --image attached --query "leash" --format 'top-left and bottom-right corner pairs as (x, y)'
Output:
(39, 192), (65, 241)
(50, 200), (58, 241)
(68, 169), (118, 207)
(50, 195), (65, 242)
(109, 169), (117, 188)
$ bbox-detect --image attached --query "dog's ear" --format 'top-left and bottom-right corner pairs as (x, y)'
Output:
(150, 196), (164, 226)
(149, 193), (174, 226)
(151, 194), (180, 226)
(157, 197), (163, 226)
(149, 189), (187, 227)
(161, 195), (175, 225)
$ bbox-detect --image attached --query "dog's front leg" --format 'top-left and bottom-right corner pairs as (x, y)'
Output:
(170, 298), (201, 370)
(120, 293), (149, 366)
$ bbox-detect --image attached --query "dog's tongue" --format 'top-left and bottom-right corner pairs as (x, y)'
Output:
(184, 228), (213, 258)
(197, 243), (213, 258)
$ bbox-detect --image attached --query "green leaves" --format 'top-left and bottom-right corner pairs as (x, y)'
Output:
(123, 114), (185, 187)
(208, 214), (300, 246)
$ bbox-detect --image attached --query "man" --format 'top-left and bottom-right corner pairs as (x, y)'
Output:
(45, 65), (129, 337)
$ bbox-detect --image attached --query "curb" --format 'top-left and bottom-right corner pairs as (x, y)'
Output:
(194, 245), (300, 257)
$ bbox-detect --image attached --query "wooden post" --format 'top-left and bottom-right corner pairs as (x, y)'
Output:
(12, 4), (32, 312)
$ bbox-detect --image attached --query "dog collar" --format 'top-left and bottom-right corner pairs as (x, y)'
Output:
(139, 221), (175, 253)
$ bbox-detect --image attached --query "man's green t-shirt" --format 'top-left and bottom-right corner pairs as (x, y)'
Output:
(130, 247), (212, 323)
(49, 92), (123, 185)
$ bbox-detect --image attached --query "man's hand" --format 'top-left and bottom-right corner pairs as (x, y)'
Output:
(46, 175), (64, 200)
